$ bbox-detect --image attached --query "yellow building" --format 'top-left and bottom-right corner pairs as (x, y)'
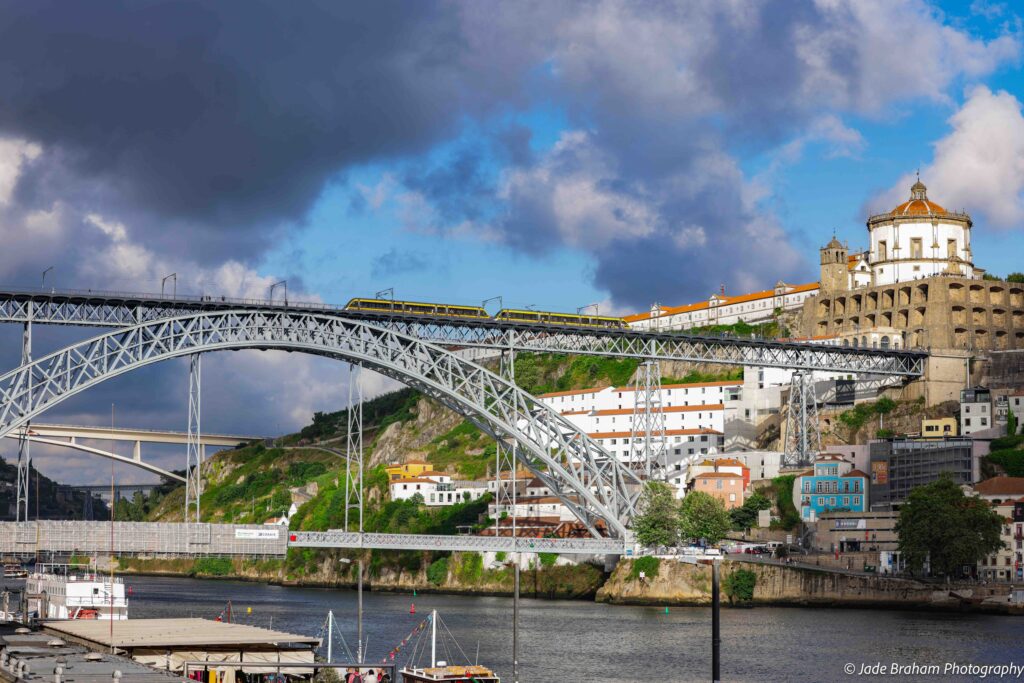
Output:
(385, 460), (433, 481)
(922, 417), (957, 437)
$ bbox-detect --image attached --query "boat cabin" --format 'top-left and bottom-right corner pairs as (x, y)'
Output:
(399, 665), (500, 682)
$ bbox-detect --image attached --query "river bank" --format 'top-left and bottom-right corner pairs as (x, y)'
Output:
(123, 574), (1024, 683)
(114, 553), (605, 599)
(113, 554), (1024, 614)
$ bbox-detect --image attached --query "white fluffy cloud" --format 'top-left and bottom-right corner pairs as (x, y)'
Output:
(872, 86), (1024, 227)
(0, 137), (40, 206)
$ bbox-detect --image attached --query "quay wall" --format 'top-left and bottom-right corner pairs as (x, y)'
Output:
(597, 559), (1024, 613)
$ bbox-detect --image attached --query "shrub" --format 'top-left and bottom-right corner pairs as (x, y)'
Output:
(495, 551), (507, 562)
(192, 557), (234, 577)
(457, 553), (484, 583)
(538, 552), (558, 567)
(629, 555), (660, 581)
(723, 568), (756, 602)
(426, 557), (449, 586)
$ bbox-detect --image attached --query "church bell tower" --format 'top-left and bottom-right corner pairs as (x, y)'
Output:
(819, 236), (849, 293)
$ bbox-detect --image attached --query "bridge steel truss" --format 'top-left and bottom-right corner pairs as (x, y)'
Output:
(289, 530), (628, 556)
(0, 310), (643, 538)
(0, 289), (926, 376)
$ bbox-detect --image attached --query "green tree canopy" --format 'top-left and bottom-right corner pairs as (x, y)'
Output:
(632, 482), (680, 547)
(679, 491), (731, 545)
(896, 476), (1004, 577)
(730, 491), (772, 531)
(1006, 272), (1024, 283)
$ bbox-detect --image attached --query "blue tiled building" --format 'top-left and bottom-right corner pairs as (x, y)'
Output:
(793, 454), (869, 522)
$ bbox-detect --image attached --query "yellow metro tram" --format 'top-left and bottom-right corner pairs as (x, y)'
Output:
(494, 308), (628, 329)
(344, 298), (490, 319)
(344, 298), (628, 329)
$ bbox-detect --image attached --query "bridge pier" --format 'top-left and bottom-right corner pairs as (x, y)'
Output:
(15, 303), (32, 522)
(185, 353), (203, 523)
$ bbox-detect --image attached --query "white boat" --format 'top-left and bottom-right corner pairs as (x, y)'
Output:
(399, 610), (500, 683)
(25, 564), (128, 621)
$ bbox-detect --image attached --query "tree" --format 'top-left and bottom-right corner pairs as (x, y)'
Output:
(1007, 272), (1024, 283)
(730, 491), (772, 530)
(896, 476), (1003, 577)
(632, 482), (680, 547)
(679, 491), (731, 545)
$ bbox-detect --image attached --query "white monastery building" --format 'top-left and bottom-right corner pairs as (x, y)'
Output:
(625, 179), (981, 335)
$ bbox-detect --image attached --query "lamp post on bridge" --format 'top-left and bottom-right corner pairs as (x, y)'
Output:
(41, 266), (54, 290)
(269, 280), (288, 305)
(161, 273), (177, 299)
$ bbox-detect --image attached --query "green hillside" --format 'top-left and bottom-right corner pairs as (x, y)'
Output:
(0, 457), (111, 521)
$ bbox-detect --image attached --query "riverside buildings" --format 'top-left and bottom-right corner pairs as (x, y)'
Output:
(626, 179), (1024, 356)
(792, 454), (869, 522)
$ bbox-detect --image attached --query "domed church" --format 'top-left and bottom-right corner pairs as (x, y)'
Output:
(867, 178), (974, 286)
(806, 179), (1022, 352)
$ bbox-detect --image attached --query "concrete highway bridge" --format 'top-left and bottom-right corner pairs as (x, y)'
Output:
(0, 286), (927, 554)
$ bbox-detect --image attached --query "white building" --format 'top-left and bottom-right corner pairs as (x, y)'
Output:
(960, 386), (993, 436)
(623, 179), (981, 337)
(865, 179), (974, 287)
(539, 380), (742, 465)
(389, 471), (486, 506)
(624, 281), (820, 332)
(1009, 392), (1023, 434)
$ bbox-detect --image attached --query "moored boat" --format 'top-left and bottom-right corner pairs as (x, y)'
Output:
(25, 563), (128, 620)
(398, 610), (500, 683)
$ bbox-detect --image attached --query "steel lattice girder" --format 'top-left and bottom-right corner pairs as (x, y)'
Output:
(0, 310), (643, 538)
(289, 530), (628, 555)
(0, 290), (926, 375)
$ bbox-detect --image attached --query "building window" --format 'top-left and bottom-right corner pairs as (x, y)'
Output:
(879, 240), (887, 261)
(910, 237), (922, 258)
(947, 238), (957, 258)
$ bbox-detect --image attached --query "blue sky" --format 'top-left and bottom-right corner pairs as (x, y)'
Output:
(2, 0), (1024, 483)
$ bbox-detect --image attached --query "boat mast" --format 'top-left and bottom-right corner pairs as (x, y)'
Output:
(327, 610), (333, 664)
(431, 609), (437, 668)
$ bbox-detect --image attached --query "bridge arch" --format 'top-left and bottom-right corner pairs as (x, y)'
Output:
(4, 434), (185, 482)
(0, 310), (642, 537)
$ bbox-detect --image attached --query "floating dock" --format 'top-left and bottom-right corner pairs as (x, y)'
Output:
(40, 619), (319, 676)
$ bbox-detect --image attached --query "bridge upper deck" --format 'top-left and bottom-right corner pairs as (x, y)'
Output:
(0, 287), (926, 375)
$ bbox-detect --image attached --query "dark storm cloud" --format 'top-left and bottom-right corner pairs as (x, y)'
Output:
(370, 248), (429, 278)
(0, 0), (518, 263)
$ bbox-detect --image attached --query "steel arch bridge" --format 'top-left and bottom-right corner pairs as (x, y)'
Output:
(0, 310), (643, 538)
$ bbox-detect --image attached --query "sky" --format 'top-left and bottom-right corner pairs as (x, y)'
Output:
(1, 0), (1024, 484)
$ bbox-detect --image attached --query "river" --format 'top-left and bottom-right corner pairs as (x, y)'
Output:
(122, 575), (1023, 682)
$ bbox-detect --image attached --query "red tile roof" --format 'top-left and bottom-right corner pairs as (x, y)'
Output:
(974, 477), (1024, 496)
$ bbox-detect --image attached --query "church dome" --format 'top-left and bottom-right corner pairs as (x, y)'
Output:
(890, 179), (946, 216)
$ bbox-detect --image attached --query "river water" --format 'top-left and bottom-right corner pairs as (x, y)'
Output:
(122, 575), (1023, 683)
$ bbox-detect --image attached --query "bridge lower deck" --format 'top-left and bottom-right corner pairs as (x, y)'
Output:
(0, 522), (629, 557)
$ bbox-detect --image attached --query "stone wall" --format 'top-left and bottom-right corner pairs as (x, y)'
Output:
(802, 276), (1024, 352)
(597, 558), (972, 610)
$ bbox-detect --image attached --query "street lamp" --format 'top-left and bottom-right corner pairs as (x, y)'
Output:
(161, 273), (177, 299)
(698, 556), (722, 682)
(41, 266), (54, 290)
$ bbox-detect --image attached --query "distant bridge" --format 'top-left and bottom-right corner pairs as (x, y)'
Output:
(0, 288), (925, 375)
(3, 423), (260, 482)
(0, 521), (628, 557)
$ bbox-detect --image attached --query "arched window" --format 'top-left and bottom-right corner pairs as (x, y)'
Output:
(880, 336), (890, 349)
